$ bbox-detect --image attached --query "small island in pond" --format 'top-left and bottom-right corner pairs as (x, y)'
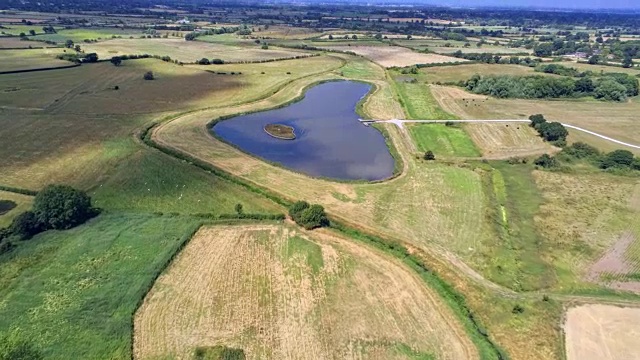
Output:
(264, 123), (296, 140)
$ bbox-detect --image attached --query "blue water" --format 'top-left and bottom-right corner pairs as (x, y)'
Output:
(212, 81), (395, 181)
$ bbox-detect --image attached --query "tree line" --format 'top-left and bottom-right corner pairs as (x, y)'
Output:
(464, 72), (638, 102)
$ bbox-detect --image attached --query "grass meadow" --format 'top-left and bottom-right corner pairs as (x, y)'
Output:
(0, 213), (202, 359)
(407, 123), (481, 157)
(393, 78), (457, 120)
(0, 48), (70, 72)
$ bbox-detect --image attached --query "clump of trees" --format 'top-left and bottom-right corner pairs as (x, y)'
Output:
(288, 201), (329, 230)
(529, 114), (568, 145)
(534, 142), (640, 173)
(465, 72), (638, 102)
(0, 185), (98, 253)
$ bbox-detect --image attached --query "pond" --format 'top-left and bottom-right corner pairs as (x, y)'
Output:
(211, 81), (395, 181)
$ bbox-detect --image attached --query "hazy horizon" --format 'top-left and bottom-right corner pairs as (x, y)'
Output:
(425, 0), (638, 10)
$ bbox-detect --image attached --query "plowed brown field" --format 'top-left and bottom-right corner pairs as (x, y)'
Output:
(134, 225), (478, 360)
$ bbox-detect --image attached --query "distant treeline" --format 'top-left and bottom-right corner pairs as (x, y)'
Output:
(465, 71), (638, 101)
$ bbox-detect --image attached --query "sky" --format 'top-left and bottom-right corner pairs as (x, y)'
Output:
(439, 0), (638, 9)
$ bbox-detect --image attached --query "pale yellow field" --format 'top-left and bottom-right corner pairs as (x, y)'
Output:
(0, 48), (70, 72)
(323, 45), (465, 67)
(565, 305), (640, 360)
(134, 224), (478, 360)
(465, 122), (558, 159)
(81, 38), (310, 63)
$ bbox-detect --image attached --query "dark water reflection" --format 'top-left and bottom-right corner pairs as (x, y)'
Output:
(212, 81), (395, 181)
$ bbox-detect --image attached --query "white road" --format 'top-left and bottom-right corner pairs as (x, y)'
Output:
(362, 119), (640, 150)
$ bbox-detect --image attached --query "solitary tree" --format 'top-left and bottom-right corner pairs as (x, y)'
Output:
(143, 71), (154, 80)
(65, 39), (74, 48)
(28, 29), (36, 36)
(110, 56), (122, 66)
(424, 151), (435, 160)
(235, 203), (243, 215)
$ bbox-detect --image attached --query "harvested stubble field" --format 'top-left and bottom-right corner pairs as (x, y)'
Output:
(407, 123), (480, 157)
(31, 27), (146, 43)
(82, 38), (310, 63)
(0, 56), (342, 190)
(321, 45), (466, 67)
(0, 37), (54, 48)
(0, 48), (70, 72)
(464, 122), (558, 159)
(134, 224), (478, 360)
(255, 25), (321, 39)
(430, 85), (640, 151)
(565, 304), (640, 360)
(0, 190), (33, 227)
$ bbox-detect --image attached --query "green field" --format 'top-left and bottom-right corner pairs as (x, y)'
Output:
(31, 28), (147, 43)
(0, 213), (202, 359)
(407, 123), (480, 157)
(393, 79), (457, 120)
(0, 48), (70, 72)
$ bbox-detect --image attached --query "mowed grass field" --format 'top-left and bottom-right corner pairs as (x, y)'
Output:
(0, 37), (54, 48)
(393, 79), (457, 120)
(321, 45), (465, 67)
(407, 124), (480, 157)
(135, 225), (478, 360)
(430, 85), (640, 152)
(464, 122), (558, 159)
(0, 48), (70, 72)
(82, 38), (311, 63)
(0, 55), (343, 190)
(31, 27), (147, 43)
(420, 63), (545, 84)
(0, 213), (202, 359)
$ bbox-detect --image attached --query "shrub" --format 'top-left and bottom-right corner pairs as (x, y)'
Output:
(33, 185), (96, 230)
(197, 58), (210, 65)
(594, 79), (628, 101)
(110, 56), (122, 66)
(512, 304), (525, 314)
(288, 201), (329, 230)
(211, 58), (224, 64)
(423, 150), (435, 160)
(534, 154), (557, 168)
(10, 211), (42, 240)
(600, 150), (635, 169)
(537, 122), (568, 142)
(234, 203), (243, 215)
(143, 71), (154, 80)
(562, 142), (600, 159)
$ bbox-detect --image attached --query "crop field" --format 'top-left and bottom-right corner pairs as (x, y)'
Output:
(393, 39), (530, 54)
(429, 85), (640, 149)
(0, 56), (342, 190)
(321, 45), (466, 67)
(31, 27), (147, 43)
(565, 305), (640, 360)
(557, 61), (640, 75)
(81, 38), (311, 63)
(135, 224), (477, 360)
(256, 25), (321, 39)
(0, 190), (33, 227)
(0, 213), (202, 359)
(464, 122), (558, 159)
(407, 123), (481, 157)
(0, 48), (70, 72)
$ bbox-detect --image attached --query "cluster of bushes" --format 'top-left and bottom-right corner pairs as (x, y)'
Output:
(0, 185), (99, 255)
(288, 201), (329, 230)
(57, 52), (98, 63)
(184, 26), (241, 41)
(535, 142), (640, 172)
(464, 72), (638, 101)
(451, 51), (540, 66)
(529, 114), (568, 145)
(196, 58), (225, 65)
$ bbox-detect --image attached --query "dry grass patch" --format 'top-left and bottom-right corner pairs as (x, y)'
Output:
(565, 304), (640, 360)
(324, 45), (465, 67)
(134, 224), (478, 360)
(257, 25), (321, 39)
(465, 122), (558, 159)
(82, 38), (310, 63)
(533, 170), (640, 289)
(430, 85), (640, 151)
